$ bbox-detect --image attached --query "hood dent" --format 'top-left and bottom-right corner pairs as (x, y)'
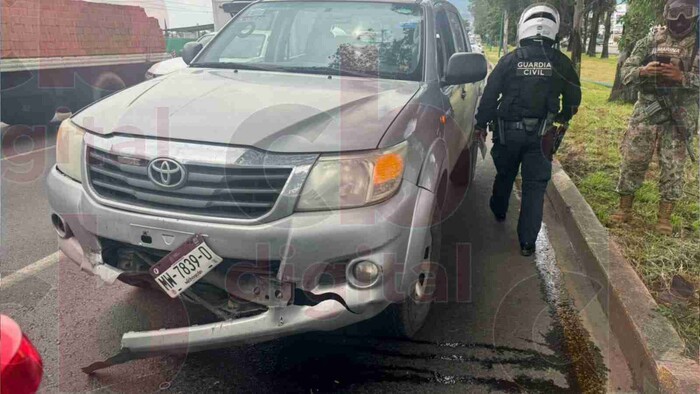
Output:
(73, 69), (421, 153)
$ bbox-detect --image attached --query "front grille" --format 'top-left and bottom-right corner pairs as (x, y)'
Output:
(87, 147), (292, 219)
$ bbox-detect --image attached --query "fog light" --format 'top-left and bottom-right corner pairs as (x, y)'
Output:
(350, 261), (381, 287)
(51, 213), (71, 238)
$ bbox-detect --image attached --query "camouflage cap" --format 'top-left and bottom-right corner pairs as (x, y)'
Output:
(666, 0), (697, 6)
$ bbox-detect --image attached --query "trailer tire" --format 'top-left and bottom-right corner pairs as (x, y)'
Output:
(92, 72), (126, 102)
(1, 94), (56, 127)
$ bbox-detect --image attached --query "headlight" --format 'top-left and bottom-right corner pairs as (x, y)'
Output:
(145, 71), (155, 80)
(296, 142), (407, 211)
(55, 120), (85, 182)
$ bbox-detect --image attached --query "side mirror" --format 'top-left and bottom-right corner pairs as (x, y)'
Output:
(182, 42), (204, 65)
(443, 52), (488, 85)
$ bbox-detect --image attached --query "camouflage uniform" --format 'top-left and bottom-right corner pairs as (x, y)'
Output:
(618, 26), (699, 202)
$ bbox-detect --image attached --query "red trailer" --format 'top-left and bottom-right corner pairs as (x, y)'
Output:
(1, 0), (169, 126)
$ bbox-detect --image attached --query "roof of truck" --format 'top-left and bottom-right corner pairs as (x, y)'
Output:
(263, 0), (424, 4)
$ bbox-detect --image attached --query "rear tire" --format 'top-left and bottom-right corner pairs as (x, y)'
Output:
(383, 200), (442, 338)
(92, 72), (126, 102)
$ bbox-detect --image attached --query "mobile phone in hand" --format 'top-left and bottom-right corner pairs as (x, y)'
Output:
(655, 56), (671, 65)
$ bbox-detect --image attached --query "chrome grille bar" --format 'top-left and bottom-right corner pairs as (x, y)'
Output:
(87, 146), (296, 220)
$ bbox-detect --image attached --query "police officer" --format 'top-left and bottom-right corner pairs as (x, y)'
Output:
(610, 0), (698, 235)
(475, 3), (581, 256)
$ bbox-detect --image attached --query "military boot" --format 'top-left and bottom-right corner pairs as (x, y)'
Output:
(656, 201), (675, 236)
(610, 195), (634, 225)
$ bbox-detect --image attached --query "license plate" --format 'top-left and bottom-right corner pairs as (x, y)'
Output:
(149, 234), (223, 298)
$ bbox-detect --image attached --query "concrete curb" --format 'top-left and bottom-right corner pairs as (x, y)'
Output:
(546, 160), (699, 393)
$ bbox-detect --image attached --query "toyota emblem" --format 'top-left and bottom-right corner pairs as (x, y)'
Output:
(148, 158), (187, 188)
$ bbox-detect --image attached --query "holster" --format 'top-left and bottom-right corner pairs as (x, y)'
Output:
(538, 113), (556, 137)
(497, 118), (506, 145)
(540, 126), (556, 162)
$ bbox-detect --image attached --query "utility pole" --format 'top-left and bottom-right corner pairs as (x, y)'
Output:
(571, 0), (584, 75)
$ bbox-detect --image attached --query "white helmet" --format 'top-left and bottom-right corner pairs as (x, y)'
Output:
(517, 3), (561, 45)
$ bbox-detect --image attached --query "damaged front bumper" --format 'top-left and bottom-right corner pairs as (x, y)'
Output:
(48, 163), (436, 360)
(121, 291), (387, 354)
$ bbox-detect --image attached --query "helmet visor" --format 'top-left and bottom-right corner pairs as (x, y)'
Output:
(665, 4), (699, 20)
(524, 12), (557, 23)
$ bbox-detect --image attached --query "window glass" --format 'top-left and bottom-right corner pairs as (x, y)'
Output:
(435, 9), (455, 75)
(286, 10), (316, 59)
(196, 2), (424, 81)
(216, 9), (276, 61)
(447, 12), (466, 53)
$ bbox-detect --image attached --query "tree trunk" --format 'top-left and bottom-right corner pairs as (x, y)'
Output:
(571, 0), (585, 75)
(582, 11), (589, 50)
(587, 7), (602, 56)
(608, 47), (638, 103)
(502, 10), (510, 54)
(601, 7), (613, 58)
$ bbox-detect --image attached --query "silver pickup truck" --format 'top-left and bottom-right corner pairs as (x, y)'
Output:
(48, 0), (487, 360)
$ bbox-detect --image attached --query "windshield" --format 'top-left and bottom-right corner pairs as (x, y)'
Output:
(194, 1), (423, 81)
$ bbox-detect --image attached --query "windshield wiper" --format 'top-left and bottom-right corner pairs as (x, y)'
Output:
(190, 62), (276, 71)
(281, 66), (379, 79)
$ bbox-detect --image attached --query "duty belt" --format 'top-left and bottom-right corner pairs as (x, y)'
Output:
(503, 118), (542, 134)
(503, 121), (527, 130)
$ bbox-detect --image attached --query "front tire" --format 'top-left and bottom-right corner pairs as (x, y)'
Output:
(384, 201), (442, 338)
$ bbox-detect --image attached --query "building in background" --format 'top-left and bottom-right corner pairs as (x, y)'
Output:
(613, 2), (627, 35)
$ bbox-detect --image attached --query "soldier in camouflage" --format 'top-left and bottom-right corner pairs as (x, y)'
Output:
(611, 0), (699, 235)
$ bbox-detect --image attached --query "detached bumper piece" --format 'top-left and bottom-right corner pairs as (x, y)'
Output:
(82, 297), (384, 373)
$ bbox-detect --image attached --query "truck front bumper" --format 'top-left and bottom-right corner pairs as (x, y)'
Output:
(47, 165), (437, 354)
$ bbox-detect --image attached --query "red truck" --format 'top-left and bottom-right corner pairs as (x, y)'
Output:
(1, 0), (169, 126)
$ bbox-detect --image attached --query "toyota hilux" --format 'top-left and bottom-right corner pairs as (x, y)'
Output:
(48, 0), (487, 363)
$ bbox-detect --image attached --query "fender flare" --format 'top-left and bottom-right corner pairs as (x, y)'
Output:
(417, 138), (449, 193)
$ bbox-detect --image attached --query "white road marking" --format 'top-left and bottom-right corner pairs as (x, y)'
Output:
(0, 252), (59, 290)
(1, 145), (56, 162)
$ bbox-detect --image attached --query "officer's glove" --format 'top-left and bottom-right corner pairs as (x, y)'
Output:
(475, 125), (488, 141)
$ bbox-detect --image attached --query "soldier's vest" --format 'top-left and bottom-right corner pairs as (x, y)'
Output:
(642, 26), (699, 95)
(497, 46), (561, 120)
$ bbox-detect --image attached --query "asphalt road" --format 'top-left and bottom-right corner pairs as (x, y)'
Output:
(2, 125), (587, 393)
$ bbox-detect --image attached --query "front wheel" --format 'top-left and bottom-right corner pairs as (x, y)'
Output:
(383, 202), (442, 338)
(91, 72), (126, 102)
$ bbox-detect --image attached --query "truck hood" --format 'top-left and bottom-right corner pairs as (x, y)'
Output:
(73, 69), (421, 153)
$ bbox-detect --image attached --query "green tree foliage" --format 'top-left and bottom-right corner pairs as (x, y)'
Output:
(609, 0), (665, 102)
(470, 0), (532, 45)
(618, 0), (665, 52)
(471, 0), (575, 46)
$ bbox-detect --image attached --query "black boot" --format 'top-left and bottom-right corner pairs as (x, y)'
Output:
(520, 243), (535, 257)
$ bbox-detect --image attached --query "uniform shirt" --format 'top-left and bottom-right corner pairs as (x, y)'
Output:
(621, 26), (699, 128)
(476, 43), (581, 129)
